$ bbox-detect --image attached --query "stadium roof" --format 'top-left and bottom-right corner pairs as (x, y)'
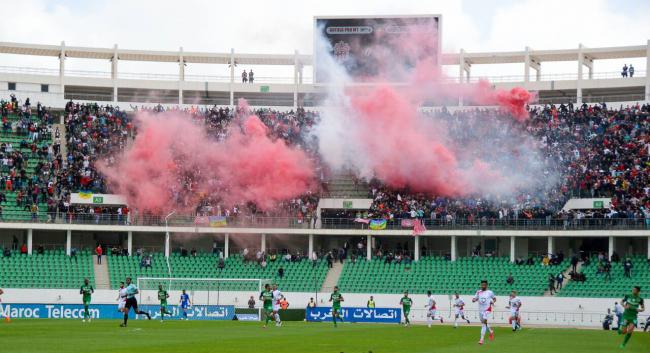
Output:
(0, 42), (312, 66)
(1, 41), (646, 67)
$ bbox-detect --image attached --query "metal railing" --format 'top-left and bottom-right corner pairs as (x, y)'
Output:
(1, 213), (648, 230)
(0, 65), (643, 85)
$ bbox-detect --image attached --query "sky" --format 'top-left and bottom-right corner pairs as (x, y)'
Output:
(0, 0), (648, 79)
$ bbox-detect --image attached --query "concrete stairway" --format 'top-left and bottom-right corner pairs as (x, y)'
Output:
(52, 123), (67, 159)
(320, 262), (344, 292)
(544, 262), (581, 296)
(92, 255), (111, 289)
(324, 173), (370, 198)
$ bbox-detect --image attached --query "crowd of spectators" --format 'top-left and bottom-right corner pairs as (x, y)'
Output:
(2, 94), (648, 229)
(363, 103), (649, 227)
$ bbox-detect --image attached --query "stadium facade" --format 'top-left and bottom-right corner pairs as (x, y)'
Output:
(0, 40), (648, 108)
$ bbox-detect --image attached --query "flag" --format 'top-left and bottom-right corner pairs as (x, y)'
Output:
(194, 216), (209, 225)
(397, 194), (402, 201)
(413, 219), (426, 236)
(369, 219), (387, 230)
(354, 218), (370, 224)
(78, 190), (92, 199)
(400, 219), (415, 228)
(208, 216), (227, 227)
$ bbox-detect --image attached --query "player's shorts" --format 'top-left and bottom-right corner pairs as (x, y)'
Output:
(455, 309), (465, 317)
(332, 306), (341, 314)
(402, 307), (411, 316)
(428, 309), (437, 317)
(480, 310), (492, 321)
(272, 304), (281, 312)
(622, 317), (638, 326)
(125, 297), (138, 310)
(118, 301), (126, 311)
(181, 302), (189, 309)
(510, 310), (519, 318)
(83, 299), (91, 306)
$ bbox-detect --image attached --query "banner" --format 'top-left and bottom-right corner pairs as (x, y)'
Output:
(354, 218), (370, 224)
(306, 307), (401, 323)
(209, 216), (228, 227)
(0, 303), (235, 321)
(400, 219), (415, 227)
(369, 219), (387, 230)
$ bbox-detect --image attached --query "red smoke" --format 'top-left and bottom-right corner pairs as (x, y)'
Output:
(317, 24), (539, 198)
(99, 104), (314, 214)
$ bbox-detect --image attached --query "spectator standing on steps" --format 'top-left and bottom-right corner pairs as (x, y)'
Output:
(621, 64), (628, 77)
(629, 64), (634, 77)
(95, 244), (103, 264)
(623, 258), (633, 278)
(547, 274), (556, 295)
(248, 70), (254, 84)
(241, 70), (248, 83)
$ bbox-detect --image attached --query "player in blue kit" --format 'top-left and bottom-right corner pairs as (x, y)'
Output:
(179, 289), (192, 320)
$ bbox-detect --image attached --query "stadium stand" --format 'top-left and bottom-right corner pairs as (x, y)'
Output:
(0, 249), (94, 288)
(338, 256), (569, 296)
(107, 252), (328, 292)
(0, 98), (55, 222)
(558, 256), (650, 297)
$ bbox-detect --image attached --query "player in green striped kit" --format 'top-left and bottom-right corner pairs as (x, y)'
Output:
(79, 278), (94, 322)
(259, 284), (274, 328)
(329, 286), (344, 327)
(157, 284), (173, 322)
(400, 291), (413, 326)
(618, 286), (645, 348)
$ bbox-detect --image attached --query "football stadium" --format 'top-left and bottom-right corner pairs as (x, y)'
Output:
(0, 1), (649, 352)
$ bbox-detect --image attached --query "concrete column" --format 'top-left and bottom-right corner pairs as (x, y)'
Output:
(510, 236), (516, 262)
(293, 50), (299, 110)
(59, 41), (66, 95)
(127, 231), (133, 256)
(647, 236), (650, 260)
(577, 43), (584, 105)
(547, 236), (554, 255)
(27, 229), (33, 255)
(308, 234), (314, 258)
(646, 39), (650, 101)
(366, 235), (372, 260)
(229, 48), (235, 107)
(179, 46), (184, 105)
(414, 235), (420, 261)
(524, 46), (531, 83)
(536, 65), (542, 81)
(458, 49), (465, 106)
(224, 234), (230, 259)
(164, 231), (170, 258)
(112, 44), (118, 103)
(261, 233), (266, 253)
(608, 236), (614, 260)
(451, 235), (457, 261)
(66, 229), (71, 256)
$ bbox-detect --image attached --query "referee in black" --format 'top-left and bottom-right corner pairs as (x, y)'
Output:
(121, 277), (151, 327)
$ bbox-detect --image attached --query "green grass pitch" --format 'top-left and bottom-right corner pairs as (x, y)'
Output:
(0, 320), (648, 352)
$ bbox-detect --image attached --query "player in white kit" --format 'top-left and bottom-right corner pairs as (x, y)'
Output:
(472, 280), (496, 345)
(272, 284), (283, 327)
(0, 288), (10, 322)
(116, 281), (127, 313)
(453, 292), (471, 328)
(506, 290), (522, 331)
(424, 290), (444, 328)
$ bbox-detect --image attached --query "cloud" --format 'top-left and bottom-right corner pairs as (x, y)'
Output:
(0, 0), (646, 78)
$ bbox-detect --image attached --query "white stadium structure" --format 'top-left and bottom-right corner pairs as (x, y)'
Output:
(0, 40), (649, 109)
(0, 39), (649, 328)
